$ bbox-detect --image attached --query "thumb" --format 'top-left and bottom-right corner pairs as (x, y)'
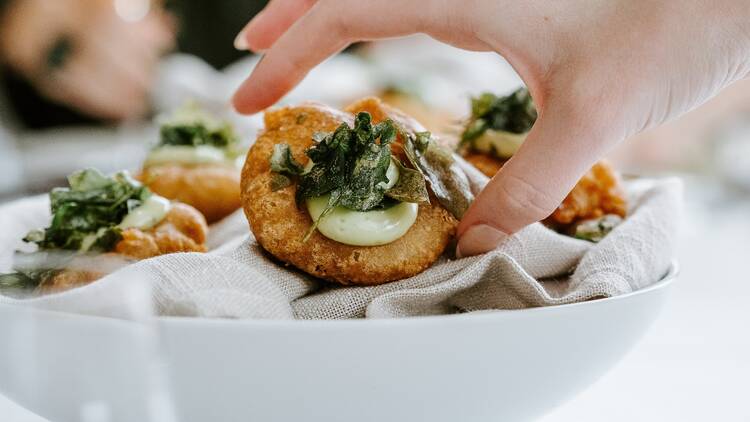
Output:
(456, 96), (616, 257)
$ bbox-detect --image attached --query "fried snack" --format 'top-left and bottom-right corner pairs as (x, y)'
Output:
(40, 270), (101, 294)
(140, 164), (241, 223)
(546, 161), (628, 229)
(114, 202), (208, 259)
(39, 203), (208, 293)
(241, 100), (458, 286)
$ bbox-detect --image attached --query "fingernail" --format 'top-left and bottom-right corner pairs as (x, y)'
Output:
(234, 29), (249, 51)
(455, 224), (508, 258)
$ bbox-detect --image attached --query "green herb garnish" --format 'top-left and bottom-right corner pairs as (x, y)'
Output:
(403, 131), (474, 219)
(0, 252), (68, 298)
(158, 103), (239, 150)
(0, 271), (54, 298)
(25, 168), (150, 252)
(574, 214), (623, 242)
(270, 112), (433, 240)
(461, 87), (537, 144)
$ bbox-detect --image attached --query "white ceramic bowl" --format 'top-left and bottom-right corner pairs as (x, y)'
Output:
(0, 263), (677, 422)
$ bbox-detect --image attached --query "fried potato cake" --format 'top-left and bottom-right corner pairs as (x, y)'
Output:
(242, 99), (458, 286)
(463, 152), (627, 228)
(546, 160), (627, 229)
(115, 202), (208, 259)
(140, 164), (241, 223)
(39, 202), (208, 293)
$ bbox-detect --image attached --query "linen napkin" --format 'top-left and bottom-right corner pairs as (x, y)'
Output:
(0, 172), (682, 320)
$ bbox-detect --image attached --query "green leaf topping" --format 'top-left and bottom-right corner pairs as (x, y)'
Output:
(158, 103), (240, 151)
(269, 112), (435, 240)
(461, 87), (537, 144)
(0, 271), (51, 298)
(297, 112), (396, 221)
(270, 143), (305, 176)
(26, 168), (151, 252)
(267, 112), (474, 239)
(385, 159), (430, 204)
(403, 131), (474, 219)
(574, 214), (623, 242)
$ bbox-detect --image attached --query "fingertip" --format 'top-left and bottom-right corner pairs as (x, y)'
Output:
(232, 85), (264, 115)
(233, 28), (250, 51)
(455, 224), (509, 257)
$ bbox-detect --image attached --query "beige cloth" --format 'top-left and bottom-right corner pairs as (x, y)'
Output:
(0, 173), (682, 320)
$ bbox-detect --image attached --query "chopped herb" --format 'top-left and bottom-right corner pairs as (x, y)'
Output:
(0, 251), (72, 297)
(574, 214), (623, 242)
(268, 111), (472, 238)
(297, 112), (396, 216)
(385, 160), (430, 204)
(0, 271), (52, 298)
(269, 112), (434, 239)
(26, 168), (150, 252)
(270, 143), (304, 176)
(158, 103), (239, 151)
(461, 88), (537, 144)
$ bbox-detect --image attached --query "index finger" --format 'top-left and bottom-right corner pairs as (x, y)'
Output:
(232, 0), (430, 114)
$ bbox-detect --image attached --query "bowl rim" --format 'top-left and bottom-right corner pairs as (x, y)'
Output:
(158, 260), (679, 328)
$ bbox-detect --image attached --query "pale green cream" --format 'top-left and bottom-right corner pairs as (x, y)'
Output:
(145, 145), (234, 167)
(304, 160), (417, 246)
(306, 195), (418, 246)
(473, 129), (527, 159)
(119, 195), (171, 230)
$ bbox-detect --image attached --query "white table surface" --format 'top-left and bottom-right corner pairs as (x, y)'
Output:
(3, 177), (749, 422)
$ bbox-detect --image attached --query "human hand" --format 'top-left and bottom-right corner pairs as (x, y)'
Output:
(232, 0), (750, 256)
(0, 0), (174, 121)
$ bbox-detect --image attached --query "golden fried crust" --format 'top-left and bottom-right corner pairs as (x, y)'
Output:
(39, 270), (101, 294)
(114, 202), (208, 260)
(140, 164), (241, 223)
(244, 103), (353, 180)
(547, 160), (627, 228)
(242, 100), (458, 286)
(37, 203), (208, 294)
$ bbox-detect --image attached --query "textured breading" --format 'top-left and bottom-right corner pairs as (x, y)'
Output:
(39, 202), (208, 293)
(463, 152), (627, 228)
(242, 99), (458, 286)
(40, 269), (101, 294)
(114, 202), (208, 259)
(140, 164), (241, 223)
(547, 160), (627, 228)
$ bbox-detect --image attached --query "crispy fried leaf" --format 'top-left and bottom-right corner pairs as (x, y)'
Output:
(295, 112), (396, 211)
(158, 103), (240, 155)
(270, 143), (304, 176)
(405, 131), (474, 219)
(461, 87), (537, 144)
(0, 272), (47, 298)
(26, 169), (149, 252)
(268, 112), (439, 240)
(385, 160), (430, 204)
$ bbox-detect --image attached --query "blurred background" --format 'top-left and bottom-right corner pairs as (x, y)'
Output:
(0, 0), (749, 421)
(2, 0), (749, 200)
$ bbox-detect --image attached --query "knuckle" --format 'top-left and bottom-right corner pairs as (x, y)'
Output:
(318, 1), (350, 39)
(498, 173), (559, 225)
